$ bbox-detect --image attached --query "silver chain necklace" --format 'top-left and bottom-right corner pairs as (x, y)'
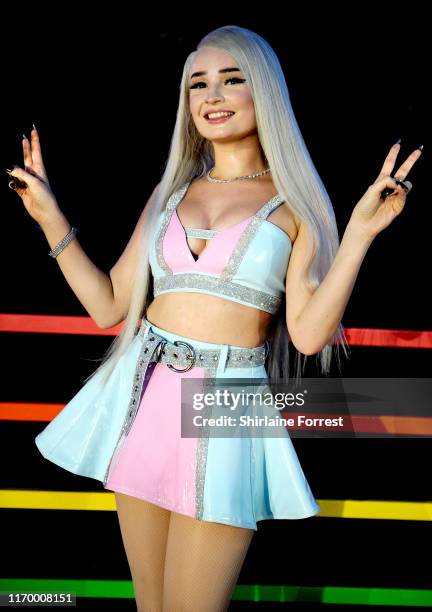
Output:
(206, 166), (271, 183)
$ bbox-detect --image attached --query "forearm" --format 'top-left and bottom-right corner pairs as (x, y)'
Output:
(40, 211), (118, 328)
(295, 223), (374, 354)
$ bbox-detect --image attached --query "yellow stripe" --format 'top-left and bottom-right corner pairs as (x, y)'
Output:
(1, 491), (431, 520)
(0, 490), (116, 511)
(318, 499), (432, 520)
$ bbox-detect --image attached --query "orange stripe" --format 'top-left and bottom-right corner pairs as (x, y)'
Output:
(282, 412), (432, 436)
(0, 403), (63, 421)
(2, 403), (431, 435)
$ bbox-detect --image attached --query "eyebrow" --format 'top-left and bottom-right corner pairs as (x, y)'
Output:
(189, 67), (241, 80)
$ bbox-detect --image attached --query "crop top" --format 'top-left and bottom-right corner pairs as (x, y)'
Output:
(148, 181), (293, 314)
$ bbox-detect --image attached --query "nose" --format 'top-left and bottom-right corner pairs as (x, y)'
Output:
(205, 84), (224, 103)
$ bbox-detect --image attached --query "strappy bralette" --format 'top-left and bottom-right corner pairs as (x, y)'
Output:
(148, 181), (292, 314)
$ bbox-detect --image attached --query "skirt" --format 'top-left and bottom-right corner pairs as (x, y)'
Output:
(35, 317), (320, 530)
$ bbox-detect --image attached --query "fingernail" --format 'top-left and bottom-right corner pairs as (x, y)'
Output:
(5, 168), (13, 173)
(32, 123), (37, 131)
(418, 144), (424, 151)
(396, 138), (402, 145)
(395, 179), (409, 191)
(8, 181), (16, 190)
(22, 134), (27, 140)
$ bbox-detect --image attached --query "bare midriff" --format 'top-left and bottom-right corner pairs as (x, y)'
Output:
(146, 292), (275, 348)
(144, 175), (295, 348)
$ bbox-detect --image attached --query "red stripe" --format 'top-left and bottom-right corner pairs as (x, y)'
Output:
(344, 327), (432, 349)
(0, 314), (124, 335)
(1, 314), (432, 348)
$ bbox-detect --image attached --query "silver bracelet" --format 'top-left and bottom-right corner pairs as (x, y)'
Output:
(49, 226), (79, 258)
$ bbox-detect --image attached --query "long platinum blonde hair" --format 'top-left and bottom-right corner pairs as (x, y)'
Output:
(84, 25), (350, 387)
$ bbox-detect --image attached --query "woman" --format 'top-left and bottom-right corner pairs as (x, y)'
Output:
(8, 25), (421, 612)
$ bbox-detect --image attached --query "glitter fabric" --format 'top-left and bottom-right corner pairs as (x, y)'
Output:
(154, 273), (281, 313)
(185, 227), (219, 239)
(150, 181), (292, 314)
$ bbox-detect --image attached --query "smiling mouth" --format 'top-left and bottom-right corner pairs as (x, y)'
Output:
(204, 112), (236, 123)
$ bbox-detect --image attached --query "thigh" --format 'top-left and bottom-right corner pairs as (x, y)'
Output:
(114, 492), (171, 611)
(163, 511), (254, 612)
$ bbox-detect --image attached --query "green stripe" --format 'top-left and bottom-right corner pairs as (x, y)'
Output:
(1, 579), (432, 605)
(233, 584), (432, 604)
(0, 579), (133, 599)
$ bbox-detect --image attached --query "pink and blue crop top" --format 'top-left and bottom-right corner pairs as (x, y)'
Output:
(148, 181), (292, 314)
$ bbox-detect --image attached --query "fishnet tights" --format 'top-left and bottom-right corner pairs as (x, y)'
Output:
(114, 492), (255, 611)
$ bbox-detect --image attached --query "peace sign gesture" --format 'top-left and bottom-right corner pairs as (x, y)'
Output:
(5, 125), (61, 227)
(349, 141), (423, 241)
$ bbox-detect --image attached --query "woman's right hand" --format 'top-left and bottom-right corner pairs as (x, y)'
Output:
(7, 126), (62, 227)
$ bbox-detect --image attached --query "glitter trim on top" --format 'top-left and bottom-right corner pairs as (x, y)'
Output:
(151, 181), (291, 315)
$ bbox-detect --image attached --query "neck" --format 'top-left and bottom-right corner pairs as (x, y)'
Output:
(210, 137), (267, 179)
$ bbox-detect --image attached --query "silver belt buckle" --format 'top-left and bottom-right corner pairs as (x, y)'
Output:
(166, 340), (197, 373)
(153, 339), (167, 361)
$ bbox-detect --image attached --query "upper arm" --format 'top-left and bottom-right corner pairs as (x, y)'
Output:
(285, 218), (317, 353)
(109, 183), (160, 323)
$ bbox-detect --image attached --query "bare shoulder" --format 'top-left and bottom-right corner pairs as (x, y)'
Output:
(266, 198), (300, 245)
(256, 175), (301, 244)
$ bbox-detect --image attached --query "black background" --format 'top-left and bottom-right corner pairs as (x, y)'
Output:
(1, 7), (430, 610)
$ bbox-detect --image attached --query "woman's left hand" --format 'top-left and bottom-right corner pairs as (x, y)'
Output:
(348, 142), (422, 241)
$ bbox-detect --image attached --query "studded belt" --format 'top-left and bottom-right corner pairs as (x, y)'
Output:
(102, 323), (271, 485)
(137, 322), (269, 373)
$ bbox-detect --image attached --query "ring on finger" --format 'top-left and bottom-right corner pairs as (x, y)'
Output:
(394, 178), (409, 191)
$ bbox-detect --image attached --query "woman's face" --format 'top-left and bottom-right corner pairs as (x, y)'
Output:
(188, 46), (257, 143)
